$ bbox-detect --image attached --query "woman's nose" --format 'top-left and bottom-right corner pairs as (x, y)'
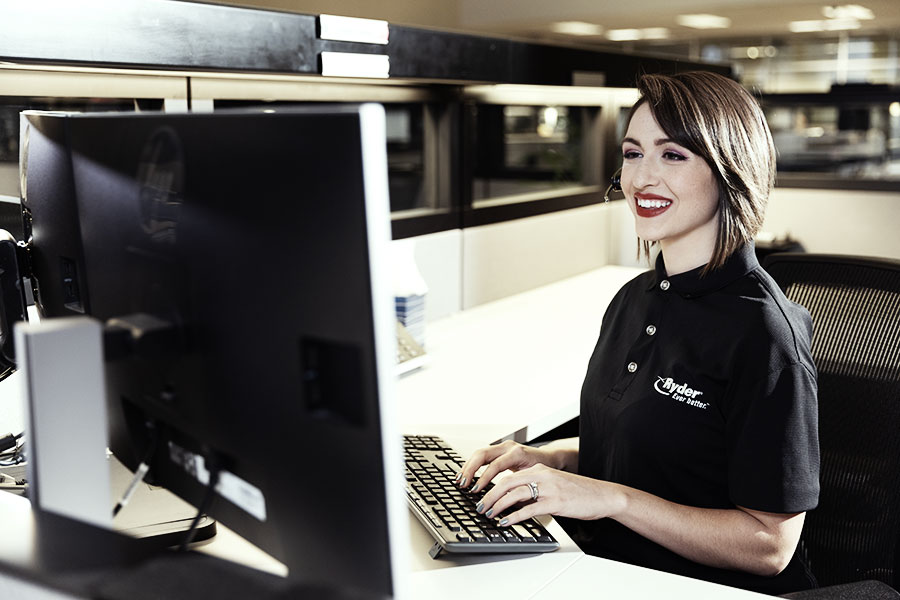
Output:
(629, 159), (658, 189)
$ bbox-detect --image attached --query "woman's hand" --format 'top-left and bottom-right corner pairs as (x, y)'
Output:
(455, 439), (576, 493)
(474, 463), (626, 526)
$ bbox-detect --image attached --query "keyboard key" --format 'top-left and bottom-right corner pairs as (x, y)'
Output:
(512, 525), (535, 542)
(486, 531), (505, 543)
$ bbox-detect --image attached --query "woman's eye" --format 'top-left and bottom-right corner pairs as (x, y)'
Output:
(622, 150), (641, 159)
(663, 151), (687, 161)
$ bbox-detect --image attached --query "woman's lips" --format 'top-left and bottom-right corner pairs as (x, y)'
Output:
(635, 193), (672, 218)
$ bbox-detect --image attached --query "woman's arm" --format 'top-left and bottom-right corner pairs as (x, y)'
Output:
(609, 484), (804, 576)
(477, 464), (804, 577)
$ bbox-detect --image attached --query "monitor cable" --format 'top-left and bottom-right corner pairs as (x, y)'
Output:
(112, 422), (159, 518)
(177, 452), (221, 552)
(0, 431), (22, 454)
(0, 431), (24, 467)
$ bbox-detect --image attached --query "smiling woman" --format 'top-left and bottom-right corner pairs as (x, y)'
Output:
(622, 71), (777, 275)
(456, 71), (821, 596)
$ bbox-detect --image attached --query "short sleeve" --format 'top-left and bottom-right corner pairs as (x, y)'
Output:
(726, 362), (820, 513)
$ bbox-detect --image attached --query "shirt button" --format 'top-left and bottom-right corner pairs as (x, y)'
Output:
(659, 280), (671, 291)
(627, 362), (638, 373)
(646, 325), (657, 336)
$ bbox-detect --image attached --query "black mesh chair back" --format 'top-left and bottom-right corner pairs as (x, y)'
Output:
(763, 253), (900, 588)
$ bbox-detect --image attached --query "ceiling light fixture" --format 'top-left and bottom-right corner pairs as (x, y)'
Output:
(676, 14), (732, 29)
(641, 28), (671, 40)
(550, 21), (604, 36)
(606, 28), (643, 41)
(823, 18), (861, 30)
(789, 20), (823, 32)
(822, 4), (875, 20)
(605, 27), (670, 41)
(789, 17), (861, 32)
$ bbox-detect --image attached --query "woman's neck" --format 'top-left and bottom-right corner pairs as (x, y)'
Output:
(659, 233), (716, 276)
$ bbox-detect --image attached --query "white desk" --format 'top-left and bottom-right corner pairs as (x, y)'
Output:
(532, 553), (772, 599)
(396, 265), (646, 443)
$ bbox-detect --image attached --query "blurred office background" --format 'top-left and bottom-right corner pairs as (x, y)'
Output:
(0, 0), (898, 321)
(208, 0), (900, 317)
(219, 0), (900, 90)
(218, 0), (900, 178)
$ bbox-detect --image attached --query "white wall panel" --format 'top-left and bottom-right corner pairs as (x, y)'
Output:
(763, 187), (900, 259)
(462, 203), (613, 308)
(391, 229), (462, 323)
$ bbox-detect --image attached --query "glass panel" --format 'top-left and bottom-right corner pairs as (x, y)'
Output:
(215, 100), (431, 215)
(472, 104), (593, 207)
(765, 100), (900, 180)
(384, 104), (427, 214)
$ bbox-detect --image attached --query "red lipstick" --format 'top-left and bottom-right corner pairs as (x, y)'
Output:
(635, 193), (673, 218)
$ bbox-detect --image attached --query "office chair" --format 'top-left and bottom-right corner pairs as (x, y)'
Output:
(763, 253), (900, 593)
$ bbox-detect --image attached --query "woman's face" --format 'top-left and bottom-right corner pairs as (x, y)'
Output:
(621, 103), (720, 263)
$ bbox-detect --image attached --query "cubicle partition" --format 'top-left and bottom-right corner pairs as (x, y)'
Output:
(0, 64), (646, 319)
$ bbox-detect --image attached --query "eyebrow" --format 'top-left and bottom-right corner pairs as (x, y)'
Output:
(621, 136), (680, 147)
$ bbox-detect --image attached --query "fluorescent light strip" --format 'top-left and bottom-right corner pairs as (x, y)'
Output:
(822, 4), (874, 20)
(551, 21), (603, 36)
(606, 27), (670, 41)
(606, 29), (642, 41)
(676, 14), (732, 29)
(789, 18), (861, 32)
(641, 28), (671, 40)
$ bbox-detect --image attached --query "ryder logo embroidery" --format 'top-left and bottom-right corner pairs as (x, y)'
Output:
(654, 376), (709, 409)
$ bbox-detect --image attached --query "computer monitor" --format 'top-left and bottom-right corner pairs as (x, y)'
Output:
(18, 106), (407, 598)
(19, 113), (91, 319)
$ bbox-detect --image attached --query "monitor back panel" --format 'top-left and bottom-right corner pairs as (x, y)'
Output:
(22, 107), (397, 597)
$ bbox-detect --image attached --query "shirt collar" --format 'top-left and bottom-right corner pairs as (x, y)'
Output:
(647, 243), (760, 298)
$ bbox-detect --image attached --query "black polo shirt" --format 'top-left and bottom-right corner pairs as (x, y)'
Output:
(566, 243), (819, 595)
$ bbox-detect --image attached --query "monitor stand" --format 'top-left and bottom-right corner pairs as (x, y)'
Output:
(16, 317), (112, 529)
(13, 316), (215, 550)
(109, 453), (217, 549)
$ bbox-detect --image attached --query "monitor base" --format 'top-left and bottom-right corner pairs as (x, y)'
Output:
(110, 455), (217, 550)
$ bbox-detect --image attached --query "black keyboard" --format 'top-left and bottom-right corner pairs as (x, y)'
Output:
(404, 434), (559, 557)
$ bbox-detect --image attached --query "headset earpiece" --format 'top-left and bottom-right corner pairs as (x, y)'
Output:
(604, 169), (622, 202)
